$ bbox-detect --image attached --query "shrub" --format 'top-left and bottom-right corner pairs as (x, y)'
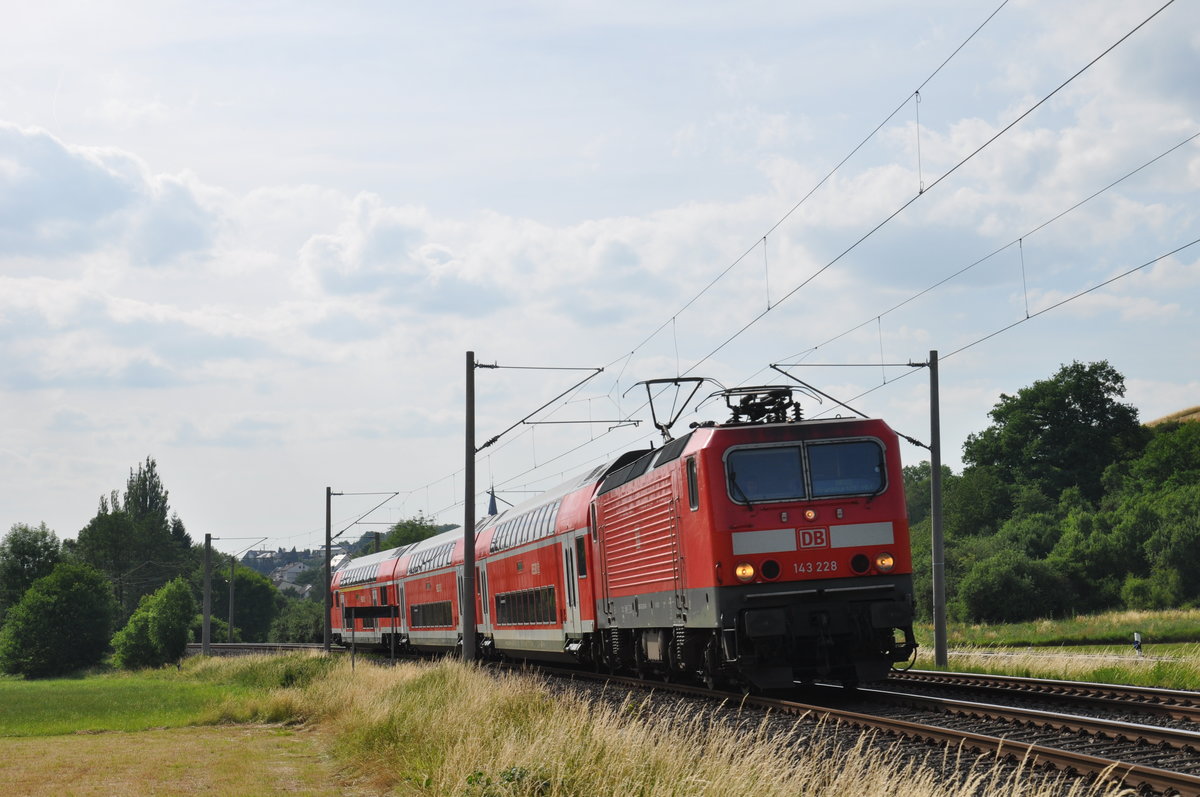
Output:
(0, 562), (117, 677)
(269, 597), (324, 643)
(190, 613), (237, 644)
(1122, 570), (1182, 610)
(951, 549), (1070, 623)
(112, 577), (197, 669)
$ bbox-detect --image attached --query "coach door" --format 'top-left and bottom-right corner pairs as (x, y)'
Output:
(562, 529), (587, 637)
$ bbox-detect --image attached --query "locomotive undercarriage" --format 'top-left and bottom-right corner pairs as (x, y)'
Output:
(590, 575), (916, 690)
(730, 575), (916, 688)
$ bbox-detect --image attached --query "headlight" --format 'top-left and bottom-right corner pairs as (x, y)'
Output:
(735, 562), (756, 582)
(803, 508), (818, 522)
(874, 552), (895, 573)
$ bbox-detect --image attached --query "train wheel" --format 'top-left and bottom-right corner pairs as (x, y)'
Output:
(633, 636), (647, 679)
(701, 636), (720, 691)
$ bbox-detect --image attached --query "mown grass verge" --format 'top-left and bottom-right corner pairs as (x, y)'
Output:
(0, 672), (233, 736)
(910, 607), (1200, 690)
(917, 608), (1200, 648)
(0, 652), (337, 737)
(914, 644), (1200, 691)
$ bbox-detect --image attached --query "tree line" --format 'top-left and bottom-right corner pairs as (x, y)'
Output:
(905, 361), (1200, 624)
(4, 360), (1194, 673)
(0, 459), (446, 678)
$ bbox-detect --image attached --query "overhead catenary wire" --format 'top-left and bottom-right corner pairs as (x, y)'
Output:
(944, 237), (1200, 360)
(417, 199), (1192, 525)
(766, 127), (1200, 373)
(349, 0), (1184, 533)
(678, 0), (1179, 383)
(797, 236), (1200, 423)
(594, 0), (1015, 377)
(331, 492), (400, 542)
(474, 365), (603, 452)
(417, 0), (1025, 517)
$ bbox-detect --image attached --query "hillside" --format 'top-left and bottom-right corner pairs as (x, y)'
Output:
(1148, 406), (1200, 425)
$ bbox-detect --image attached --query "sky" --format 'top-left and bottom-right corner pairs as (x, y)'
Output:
(2, 1), (1197, 558)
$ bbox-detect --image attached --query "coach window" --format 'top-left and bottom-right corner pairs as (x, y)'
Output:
(574, 536), (587, 578)
(686, 457), (699, 511)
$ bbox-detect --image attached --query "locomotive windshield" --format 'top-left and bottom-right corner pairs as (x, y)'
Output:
(808, 440), (885, 497)
(726, 439), (885, 503)
(727, 446), (806, 502)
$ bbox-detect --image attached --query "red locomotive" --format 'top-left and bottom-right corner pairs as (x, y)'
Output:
(332, 384), (917, 689)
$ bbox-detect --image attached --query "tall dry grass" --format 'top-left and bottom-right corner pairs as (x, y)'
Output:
(190, 654), (1132, 796)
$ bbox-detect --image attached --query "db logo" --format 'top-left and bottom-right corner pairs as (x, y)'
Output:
(798, 528), (829, 549)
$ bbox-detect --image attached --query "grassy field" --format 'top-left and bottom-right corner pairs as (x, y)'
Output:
(0, 654), (1123, 796)
(0, 656), (354, 795)
(0, 672), (235, 736)
(919, 607), (1200, 648)
(911, 607), (1200, 690)
(5, 609), (1196, 794)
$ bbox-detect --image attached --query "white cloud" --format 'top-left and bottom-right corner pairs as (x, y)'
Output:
(0, 123), (216, 265)
(0, 1), (1198, 551)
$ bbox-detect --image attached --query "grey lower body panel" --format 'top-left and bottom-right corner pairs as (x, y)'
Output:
(596, 574), (916, 688)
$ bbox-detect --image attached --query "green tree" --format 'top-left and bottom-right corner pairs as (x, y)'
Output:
(269, 597), (325, 643)
(0, 563), (117, 678)
(1139, 483), (1200, 604)
(196, 561), (279, 642)
(1121, 570), (1182, 610)
(962, 361), (1148, 503)
(1048, 499), (1144, 612)
(902, 461), (954, 527)
(0, 522), (62, 623)
(908, 515), (933, 622)
(994, 508), (1065, 560)
(951, 549), (1070, 623)
(112, 577), (198, 669)
(190, 613), (236, 643)
(942, 465), (1010, 537)
(74, 458), (196, 618)
(1126, 422), (1200, 492)
(381, 514), (454, 550)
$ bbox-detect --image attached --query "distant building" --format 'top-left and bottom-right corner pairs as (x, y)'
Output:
(269, 561), (307, 584)
(277, 580), (313, 599)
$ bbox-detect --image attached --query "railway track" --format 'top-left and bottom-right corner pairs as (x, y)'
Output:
(887, 669), (1200, 724)
(824, 684), (1200, 790)
(546, 668), (1200, 795)
(190, 645), (1200, 794)
(184, 642), (332, 656)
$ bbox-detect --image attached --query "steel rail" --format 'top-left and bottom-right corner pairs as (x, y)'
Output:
(889, 669), (1200, 722)
(782, 701), (1200, 797)
(185, 642), (330, 655)
(543, 669), (1200, 796)
(850, 685), (1200, 751)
